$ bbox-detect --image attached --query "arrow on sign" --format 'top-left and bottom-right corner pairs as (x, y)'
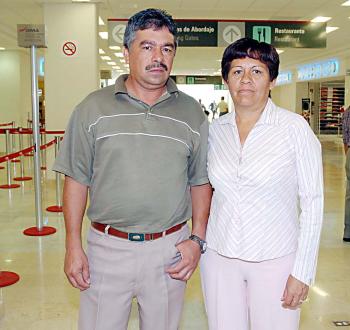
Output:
(112, 25), (126, 44)
(223, 25), (242, 44)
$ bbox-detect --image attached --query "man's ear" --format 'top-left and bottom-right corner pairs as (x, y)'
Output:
(123, 47), (130, 64)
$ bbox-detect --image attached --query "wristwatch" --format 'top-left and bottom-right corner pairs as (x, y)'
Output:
(189, 234), (207, 254)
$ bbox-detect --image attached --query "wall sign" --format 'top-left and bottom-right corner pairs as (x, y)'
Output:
(297, 58), (339, 81)
(62, 41), (77, 56)
(276, 71), (293, 85)
(17, 24), (47, 48)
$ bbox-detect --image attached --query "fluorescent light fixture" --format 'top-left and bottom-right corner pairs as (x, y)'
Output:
(0, 47), (5, 50)
(99, 48), (105, 54)
(101, 56), (111, 61)
(311, 16), (331, 23)
(112, 66), (121, 69)
(109, 46), (121, 50)
(114, 52), (124, 58)
(5, 259), (12, 263)
(107, 61), (117, 65)
(72, 0), (90, 2)
(276, 49), (284, 54)
(120, 59), (126, 63)
(98, 16), (105, 25)
(99, 32), (108, 40)
(326, 26), (339, 33)
(341, 0), (350, 5)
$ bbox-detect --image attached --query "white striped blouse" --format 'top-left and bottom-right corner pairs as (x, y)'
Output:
(206, 98), (324, 285)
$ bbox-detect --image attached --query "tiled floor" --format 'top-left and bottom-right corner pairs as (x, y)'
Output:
(0, 135), (349, 329)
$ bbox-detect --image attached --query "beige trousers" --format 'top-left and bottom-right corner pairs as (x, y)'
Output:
(78, 224), (189, 330)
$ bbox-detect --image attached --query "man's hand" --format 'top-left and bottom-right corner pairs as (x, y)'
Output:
(281, 275), (309, 309)
(64, 247), (90, 291)
(166, 239), (201, 281)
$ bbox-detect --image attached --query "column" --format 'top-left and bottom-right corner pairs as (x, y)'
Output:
(44, 3), (99, 175)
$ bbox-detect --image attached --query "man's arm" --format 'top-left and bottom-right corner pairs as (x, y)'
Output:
(63, 176), (90, 291)
(166, 183), (212, 281)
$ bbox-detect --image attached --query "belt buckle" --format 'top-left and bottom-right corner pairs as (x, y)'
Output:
(128, 233), (145, 241)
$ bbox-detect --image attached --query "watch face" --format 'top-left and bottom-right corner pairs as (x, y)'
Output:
(202, 241), (207, 253)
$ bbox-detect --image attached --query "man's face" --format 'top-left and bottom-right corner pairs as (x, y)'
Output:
(124, 27), (176, 90)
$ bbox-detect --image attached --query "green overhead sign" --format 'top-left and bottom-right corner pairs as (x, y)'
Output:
(108, 19), (326, 48)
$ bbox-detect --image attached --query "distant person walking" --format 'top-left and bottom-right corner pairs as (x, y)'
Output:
(216, 96), (229, 116)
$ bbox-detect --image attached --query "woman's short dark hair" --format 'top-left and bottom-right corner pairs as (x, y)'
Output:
(221, 37), (279, 82)
(124, 8), (177, 49)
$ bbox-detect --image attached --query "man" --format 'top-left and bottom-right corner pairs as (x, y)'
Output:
(199, 99), (209, 116)
(342, 106), (350, 242)
(216, 96), (229, 116)
(53, 8), (212, 330)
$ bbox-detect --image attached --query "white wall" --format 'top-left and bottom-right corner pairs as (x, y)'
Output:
(0, 50), (31, 127)
(271, 83), (297, 112)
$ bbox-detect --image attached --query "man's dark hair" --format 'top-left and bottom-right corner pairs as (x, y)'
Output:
(123, 8), (177, 49)
(221, 37), (279, 82)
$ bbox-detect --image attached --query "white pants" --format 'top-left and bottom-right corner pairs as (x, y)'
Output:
(200, 249), (300, 330)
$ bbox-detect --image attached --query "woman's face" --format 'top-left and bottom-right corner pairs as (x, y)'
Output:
(226, 57), (276, 111)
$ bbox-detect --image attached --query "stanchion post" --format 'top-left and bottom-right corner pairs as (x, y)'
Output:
(11, 122), (16, 155)
(40, 132), (47, 170)
(13, 128), (32, 182)
(0, 129), (20, 189)
(19, 25), (55, 236)
(46, 136), (63, 212)
(55, 137), (62, 208)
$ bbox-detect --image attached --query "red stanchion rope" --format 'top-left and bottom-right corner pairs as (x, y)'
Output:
(0, 137), (63, 164)
(0, 122), (14, 127)
(0, 128), (65, 135)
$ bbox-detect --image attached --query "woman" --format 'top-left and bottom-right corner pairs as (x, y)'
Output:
(200, 38), (323, 330)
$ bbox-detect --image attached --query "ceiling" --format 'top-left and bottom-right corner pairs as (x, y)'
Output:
(1, 0), (350, 76)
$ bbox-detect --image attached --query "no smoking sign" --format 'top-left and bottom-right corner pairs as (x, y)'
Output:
(62, 41), (77, 56)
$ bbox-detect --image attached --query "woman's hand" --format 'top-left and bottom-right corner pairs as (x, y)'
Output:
(281, 275), (309, 309)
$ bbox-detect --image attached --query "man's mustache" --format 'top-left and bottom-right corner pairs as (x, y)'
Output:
(145, 62), (168, 71)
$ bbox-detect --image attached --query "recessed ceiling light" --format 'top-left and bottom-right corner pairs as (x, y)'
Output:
(276, 49), (284, 54)
(326, 26), (339, 33)
(99, 48), (105, 54)
(98, 16), (105, 25)
(101, 56), (111, 61)
(0, 47), (5, 50)
(109, 46), (121, 50)
(341, 0), (350, 5)
(311, 16), (331, 23)
(114, 52), (124, 58)
(99, 32), (108, 40)
(107, 61), (117, 65)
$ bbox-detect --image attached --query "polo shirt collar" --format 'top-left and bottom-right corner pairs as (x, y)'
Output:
(114, 74), (178, 95)
(218, 98), (279, 126)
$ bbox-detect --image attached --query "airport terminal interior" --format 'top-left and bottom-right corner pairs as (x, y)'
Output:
(1, 0), (350, 329)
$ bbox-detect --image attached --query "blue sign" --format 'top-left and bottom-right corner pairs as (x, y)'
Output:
(297, 58), (339, 81)
(276, 71), (292, 85)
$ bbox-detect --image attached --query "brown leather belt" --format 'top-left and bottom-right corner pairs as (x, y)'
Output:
(91, 221), (187, 242)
